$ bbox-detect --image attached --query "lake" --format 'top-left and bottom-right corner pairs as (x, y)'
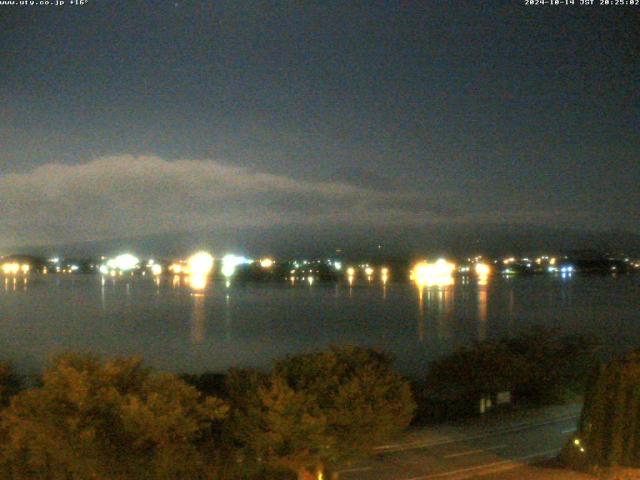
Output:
(0, 273), (638, 377)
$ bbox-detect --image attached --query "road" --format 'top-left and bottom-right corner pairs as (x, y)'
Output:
(338, 404), (581, 480)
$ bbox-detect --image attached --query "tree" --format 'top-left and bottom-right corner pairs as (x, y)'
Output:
(274, 346), (416, 463)
(425, 328), (598, 412)
(0, 362), (21, 407)
(226, 346), (415, 480)
(0, 353), (228, 480)
(225, 369), (328, 479)
(426, 340), (523, 399)
(503, 328), (596, 404)
(564, 350), (640, 470)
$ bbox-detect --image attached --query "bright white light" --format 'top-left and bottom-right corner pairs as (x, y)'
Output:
(381, 267), (389, 284)
(188, 251), (214, 276)
(475, 263), (491, 277)
(221, 254), (248, 278)
(346, 267), (355, 276)
(221, 263), (235, 278)
(364, 267), (374, 276)
(2, 263), (20, 275)
(169, 263), (183, 274)
(411, 262), (429, 285)
(107, 254), (139, 272)
(151, 264), (162, 276)
(99, 265), (109, 275)
(334, 261), (342, 271)
(259, 258), (274, 268)
(190, 274), (208, 291)
(412, 259), (456, 287)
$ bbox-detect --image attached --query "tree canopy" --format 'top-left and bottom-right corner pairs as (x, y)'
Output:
(0, 353), (228, 480)
(426, 328), (598, 406)
(563, 350), (640, 470)
(0, 347), (416, 479)
(0, 363), (21, 407)
(225, 346), (415, 480)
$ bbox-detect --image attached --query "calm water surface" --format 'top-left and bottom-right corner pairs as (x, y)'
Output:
(1, 274), (638, 377)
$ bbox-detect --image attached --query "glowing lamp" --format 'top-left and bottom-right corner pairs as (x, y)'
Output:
(107, 254), (139, 272)
(475, 263), (491, 276)
(190, 274), (208, 291)
(259, 258), (274, 268)
(188, 251), (214, 276)
(221, 254), (248, 278)
(412, 259), (455, 287)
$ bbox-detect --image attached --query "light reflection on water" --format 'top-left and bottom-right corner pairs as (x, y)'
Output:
(3, 277), (26, 292)
(189, 273), (209, 345)
(0, 273), (637, 377)
(191, 292), (206, 344)
(477, 281), (488, 341)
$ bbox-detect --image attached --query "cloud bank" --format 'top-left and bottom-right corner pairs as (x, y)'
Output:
(0, 155), (455, 248)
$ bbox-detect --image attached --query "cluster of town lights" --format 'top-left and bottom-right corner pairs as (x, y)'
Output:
(17, 251), (635, 285)
(99, 254), (140, 275)
(1, 263), (29, 275)
(0, 252), (578, 285)
(96, 252), (275, 281)
(411, 259), (456, 287)
(409, 259), (493, 288)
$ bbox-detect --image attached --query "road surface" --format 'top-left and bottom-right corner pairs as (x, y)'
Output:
(339, 404), (581, 480)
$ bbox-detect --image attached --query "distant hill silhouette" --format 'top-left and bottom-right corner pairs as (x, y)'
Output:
(7, 223), (639, 260)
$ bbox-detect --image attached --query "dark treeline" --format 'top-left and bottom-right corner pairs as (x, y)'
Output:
(0, 346), (414, 480)
(414, 327), (599, 423)
(561, 350), (640, 476)
(0, 330), (599, 480)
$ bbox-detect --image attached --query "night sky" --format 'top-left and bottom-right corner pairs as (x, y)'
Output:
(0, 1), (638, 253)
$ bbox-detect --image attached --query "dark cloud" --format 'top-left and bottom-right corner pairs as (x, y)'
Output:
(1, 3), (637, 246)
(0, 155), (459, 248)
